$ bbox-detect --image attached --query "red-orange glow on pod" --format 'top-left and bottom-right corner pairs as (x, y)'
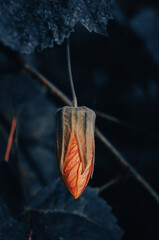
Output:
(56, 106), (96, 199)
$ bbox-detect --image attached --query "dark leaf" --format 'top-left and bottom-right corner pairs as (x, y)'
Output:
(0, 163), (122, 240)
(0, 0), (116, 54)
(27, 211), (114, 240)
(12, 72), (45, 112)
(16, 96), (58, 203)
(27, 178), (122, 240)
(0, 70), (58, 202)
(0, 162), (26, 240)
(0, 162), (23, 215)
(130, 9), (159, 65)
(0, 68), (44, 114)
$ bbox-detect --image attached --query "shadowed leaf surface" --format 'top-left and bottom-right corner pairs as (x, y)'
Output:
(16, 97), (58, 203)
(0, 163), (122, 240)
(12, 72), (45, 111)
(130, 8), (159, 65)
(0, 162), (23, 215)
(28, 178), (122, 240)
(0, 0), (116, 54)
(0, 162), (26, 240)
(0, 2), (159, 239)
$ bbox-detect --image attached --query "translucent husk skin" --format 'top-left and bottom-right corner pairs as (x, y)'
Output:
(56, 106), (96, 198)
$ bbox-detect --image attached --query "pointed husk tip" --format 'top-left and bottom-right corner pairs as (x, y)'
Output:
(56, 106), (96, 198)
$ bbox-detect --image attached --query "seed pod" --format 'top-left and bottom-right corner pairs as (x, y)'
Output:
(56, 106), (96, 199)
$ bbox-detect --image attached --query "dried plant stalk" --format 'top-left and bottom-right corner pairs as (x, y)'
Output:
(56, 106), (96, 198)
(5, 116), (17, 162)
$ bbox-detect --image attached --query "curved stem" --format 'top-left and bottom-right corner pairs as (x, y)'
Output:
(95, 128), (159, 203)
(97, 175), (122, 194)
(66, 38), (77, 107)
(24, 63), (72, 106)
(5, 116), (17, 162)
(23, 61), (159, 203)
(95, 110), (159, 141)
(1, 45), (158, 203)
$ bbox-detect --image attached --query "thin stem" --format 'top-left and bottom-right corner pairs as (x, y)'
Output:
(24, 63), (72, 106)
(97, 175), (122, 194)
(66, 38), (77, 107)
(95, 128), (159, 203)
(23, 62), (159, 203)
(95, 110), (159, 141)
(5, 116), (17, 162)
(1, 45), (158, 203)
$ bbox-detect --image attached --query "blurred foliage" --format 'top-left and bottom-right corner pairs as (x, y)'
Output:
(0, 0), (116, 54)
(0, 163), (122, 240)
(0, 0), (159, 239)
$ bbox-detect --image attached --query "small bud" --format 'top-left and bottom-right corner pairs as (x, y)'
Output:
(56, 106), (96, 199)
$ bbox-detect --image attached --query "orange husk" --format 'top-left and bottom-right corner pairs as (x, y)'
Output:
(63, 134), (94, 199)
(56, 106), (96, 199)
(5, 116), (17, 162)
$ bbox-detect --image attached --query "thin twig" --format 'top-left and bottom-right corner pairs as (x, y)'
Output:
(1, 45), (158, 203)
(23, 62), (72, 106)
(97, 175), (122, 194)
(95, 110), (159, 141)
(66, 38), (78, 107)
(95, 128), (159, 203)
(5, 116), (17, 162)
(23, 62), (159, 203)
(95, 111), (120, 123)
(22, 61), (159, 203)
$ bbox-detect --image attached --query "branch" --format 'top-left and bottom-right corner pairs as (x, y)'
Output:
(97, 175), (122, 194)
(95, 110), (159, 141)
(5, 116), (17, 162)
(23, 62), (159, 203)
(1, 45), (158, 203)
(95, 128), (159, 203)
(23, 62), (72, 106)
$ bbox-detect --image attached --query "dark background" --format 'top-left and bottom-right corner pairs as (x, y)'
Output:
(0, 0), (159, 239)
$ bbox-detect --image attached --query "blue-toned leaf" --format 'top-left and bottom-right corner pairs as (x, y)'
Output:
(0, 0), (116, 54)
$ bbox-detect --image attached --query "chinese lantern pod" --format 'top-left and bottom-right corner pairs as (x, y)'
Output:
(56, 106), (96, 199)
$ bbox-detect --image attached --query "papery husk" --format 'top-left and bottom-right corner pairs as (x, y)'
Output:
(56, 106), (96, 177)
